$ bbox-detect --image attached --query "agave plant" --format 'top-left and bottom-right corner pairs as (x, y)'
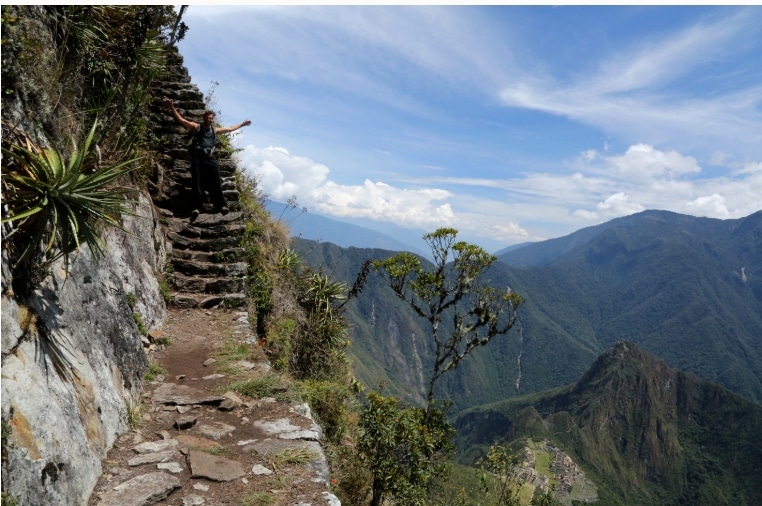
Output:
(1, 120), (140, 270)
(305, 271), (348, 315)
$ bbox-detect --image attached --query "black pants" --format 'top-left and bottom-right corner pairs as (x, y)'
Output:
(190, 157), (226, 210)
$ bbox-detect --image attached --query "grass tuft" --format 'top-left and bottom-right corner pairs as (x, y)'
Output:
(144, 360), (165, 381)
(240, 492), (274, 506)
(266, 446), (319, 470)
(126, 399), (145, 430)
(224, 373), (296, 401)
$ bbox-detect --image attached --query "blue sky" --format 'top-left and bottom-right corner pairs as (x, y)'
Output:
(177, 5), (762, 252)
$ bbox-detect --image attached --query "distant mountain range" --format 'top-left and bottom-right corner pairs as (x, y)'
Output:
(265, 200), (429, 257)
(293, 209), (762, 413)
(454, 341), (762, 506)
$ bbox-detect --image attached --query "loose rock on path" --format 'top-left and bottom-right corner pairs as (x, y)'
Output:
(88, 306), (341, 506)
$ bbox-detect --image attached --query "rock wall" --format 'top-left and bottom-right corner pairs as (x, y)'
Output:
(1, 192), (167, 505)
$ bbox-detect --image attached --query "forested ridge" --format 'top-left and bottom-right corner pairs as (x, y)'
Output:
(295, 210), (762, 412)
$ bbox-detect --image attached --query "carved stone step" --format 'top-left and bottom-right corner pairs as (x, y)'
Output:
(172, 258), (247, 277)
(218, 159), (237, 171)
(169, 232), (242, 252)
(167, 217), (246, 238)
(171, 272), (245, 294)
(173, 248), (245, 263)
(170, 292), (247, 309)
(222, 190), (240, 202)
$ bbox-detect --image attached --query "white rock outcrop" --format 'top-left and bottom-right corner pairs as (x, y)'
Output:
(1, 192), (167, 505)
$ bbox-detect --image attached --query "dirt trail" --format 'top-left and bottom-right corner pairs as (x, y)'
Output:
(89, 306), (339, 506)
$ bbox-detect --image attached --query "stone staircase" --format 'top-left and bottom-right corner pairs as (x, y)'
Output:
(164, 212), (248, 309)
(86, 45), (343, 506)
(146, 46), (248, 309)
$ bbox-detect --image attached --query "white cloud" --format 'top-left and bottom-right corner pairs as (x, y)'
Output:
(589, 10), (747, 95)
(602, 144), (701, 181)
(414, 143), (760, 232)
(571, 144), (761, 221)
(739, 161), (762, 175)
(685, 194), (731, 218)
(573, 193), (645, 221)
(236, 137), (760, 247)
(176, 6), (761, 248)
(239, 145), (329, 201)
(239, 144), (456, 230)
(313, 180), (455, 229)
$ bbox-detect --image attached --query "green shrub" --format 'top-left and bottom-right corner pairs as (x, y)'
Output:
(358, 392), (456, 506)
(226, 374), (293, 400)
(289, 271), (350, 381)
(302, 380), (353, 443)
(144, 361), (165, 381)
(158, 280), (171, 303)
(263, 317), (296, 372)
(154, 336), (171, 347)
(1, 120), (140, 276)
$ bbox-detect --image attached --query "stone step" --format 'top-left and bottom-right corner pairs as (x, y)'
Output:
(150, 126), (188, 139)
(169, 232), (243, 252)
(218, 159), (237, 171)
(169, 292), (247, 309)
(166, 147), (192, 159)
(155, 177), (239, 205)
(153, 73), (191, 85)
(166, 158), (235, 172)
(171, 272), (246, 294)
(152, 84), (204, 102)
(223, 190), (240, 202)
(162, 168), (233, 185)
(171, 258), (247, 277)
(173, 248), (245, 263)
(167, 215), (246, 238)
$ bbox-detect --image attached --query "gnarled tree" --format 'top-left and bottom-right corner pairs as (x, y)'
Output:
(374, 227), (524, 413)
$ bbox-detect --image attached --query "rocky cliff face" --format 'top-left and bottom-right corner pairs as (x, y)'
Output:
(1, 8), (171, 501)
(1, 36), (255, 505)
(1, 192), (167, 505)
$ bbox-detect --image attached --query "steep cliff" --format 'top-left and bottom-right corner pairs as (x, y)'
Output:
(1, 6), (172, 504)
(1, 195), (166, 505)
(2, 8), (344, 505)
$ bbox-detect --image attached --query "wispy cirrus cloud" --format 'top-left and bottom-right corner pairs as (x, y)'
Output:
(498, 8), (762, 159)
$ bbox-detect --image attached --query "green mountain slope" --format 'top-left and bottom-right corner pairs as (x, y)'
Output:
(293, 210), (762, 412)
(493, 209), (762, 403)
(292, 239), (433, 405)
(454, 341), (762, 506)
